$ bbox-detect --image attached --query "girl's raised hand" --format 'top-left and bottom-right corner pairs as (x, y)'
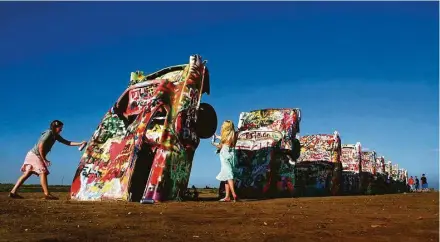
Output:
(211, 134), (220, 145)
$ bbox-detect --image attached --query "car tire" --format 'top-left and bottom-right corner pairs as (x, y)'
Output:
(196, 103), (217, 139)
(292, 138), (301, 161)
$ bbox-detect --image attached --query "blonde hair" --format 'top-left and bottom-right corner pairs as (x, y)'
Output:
(220, 120), (236, 147)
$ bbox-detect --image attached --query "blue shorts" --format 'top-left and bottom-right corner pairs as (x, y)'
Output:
(422, 183), (428, 189)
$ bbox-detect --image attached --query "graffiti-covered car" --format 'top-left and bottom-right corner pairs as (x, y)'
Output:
(341, 143), (362, 194)
(218, 108), (301, 199)
(373, 155), (387, 194)
(375, 156), (386, 175)
(70, 55), (217, 203)
(296, 131), (342, 196)
(393, 167), (408, 193)
(385, 160), (392, 178)
(360, 151), (379, 194)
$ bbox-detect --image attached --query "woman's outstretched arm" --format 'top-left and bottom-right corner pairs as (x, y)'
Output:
(69, 141), (86, 146)
(56, 135), (86, 146)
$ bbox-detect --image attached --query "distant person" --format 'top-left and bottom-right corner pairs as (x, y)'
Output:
(191, 185), (199, 200)
(421, 174), (428, 190)
(415, 176), (420, 191)
(211, 120), (238, 202)
(9, 120), (86, 200)
(408, 176), (415, 192)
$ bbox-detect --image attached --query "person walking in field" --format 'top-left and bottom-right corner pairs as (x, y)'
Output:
(212, 120), (238, 202)
(414, 176), (420, 191)
(408, 176), (415, 192)
(9, 120), (86, 200)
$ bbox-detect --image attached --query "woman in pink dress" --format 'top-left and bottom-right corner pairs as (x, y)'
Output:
(9, 120), (86, 200)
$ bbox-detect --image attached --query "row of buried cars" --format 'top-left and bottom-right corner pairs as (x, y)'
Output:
(218, 112), (408, 199)
(69, 55), (408, 203)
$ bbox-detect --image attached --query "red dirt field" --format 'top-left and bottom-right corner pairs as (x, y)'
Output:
(0, 191), (438, 242)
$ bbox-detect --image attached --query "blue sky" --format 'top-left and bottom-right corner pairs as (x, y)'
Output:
(0, 2), (438, 189)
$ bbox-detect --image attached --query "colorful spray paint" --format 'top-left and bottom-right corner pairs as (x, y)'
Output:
(373, 155), (387, 194)
(385, 161), (392, 176)
(361, 151), (377, 175)
(360, 151), (377, 194)
(296, 131), (342, 196)
(375, 156), (386, 175)
(70, 55), (217, 202)
(229, 108), (301, 199)
(391, 164), (399, 181)
(341, 142), (362, 194)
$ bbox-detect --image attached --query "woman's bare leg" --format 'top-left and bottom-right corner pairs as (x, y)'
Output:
(10, 170), (32, 194)
(224, 183), (230, 199)
(40, 173), (50, 196)
(227, 179), (237, 198)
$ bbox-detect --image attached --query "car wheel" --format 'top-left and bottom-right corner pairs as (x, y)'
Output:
(196, 103), (217, 139)
(292, 138), (301, 161)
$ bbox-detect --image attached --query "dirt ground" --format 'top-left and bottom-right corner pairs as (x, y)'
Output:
(0, 191), (438, 242)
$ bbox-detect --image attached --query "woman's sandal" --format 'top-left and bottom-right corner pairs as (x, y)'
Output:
(233, 195), (238, 202)
(219, 197), (231, 202)
(8, 192), (24, 199)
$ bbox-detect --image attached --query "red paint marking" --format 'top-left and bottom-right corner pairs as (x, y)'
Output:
(149, 149), (166, 184)
(71, 176), (81, 195)
(109, 139), (128, 161)
(142, 149), (167, 201)
(70, 162), (86, 196)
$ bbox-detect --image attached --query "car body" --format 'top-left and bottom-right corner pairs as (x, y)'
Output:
(391, 164), (399, 181)
(385, 161), (392, 177)
(70, 55), (217, 202)
(361, 151), (377, 175)
(218, 108), (301, 199)
(373, 155), (387, 194)
(397, 169), (407, 183)
(341, 143), (362, 194)
(361, 151), (390, 194)
(360, 151), (376, 194)
(394, 168), (408, 192)
(375, 156), (386, 175)
(296, 132), (342, 196)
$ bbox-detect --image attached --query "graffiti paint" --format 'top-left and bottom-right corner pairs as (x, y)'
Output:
(391, 164), (399, 181)
(298, 133), (341, 163)
(341, 143), (362, 173)
(385, 161), (392, 176)
(341, 143), (362, 194)
(397, 168), (406, 182)
(232, 108), (301, 198)
(297, 132), (342, 196)
(361, 151), (377, 174)
(375, 156), (386, 174)
(342, 171), (361, 195)
(71, 55), (216, 202)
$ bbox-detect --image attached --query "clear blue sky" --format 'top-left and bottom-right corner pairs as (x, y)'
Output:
(0, 2), (438, 189)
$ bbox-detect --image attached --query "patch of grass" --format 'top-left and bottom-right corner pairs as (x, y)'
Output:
(0, 183), (71, 193)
